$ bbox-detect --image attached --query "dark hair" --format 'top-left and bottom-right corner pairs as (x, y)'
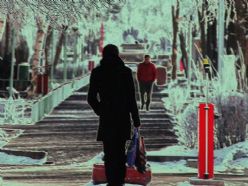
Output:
(102, 44), (119, 58)
(144, 55), (150, 58)
(100, 44), (124, 66)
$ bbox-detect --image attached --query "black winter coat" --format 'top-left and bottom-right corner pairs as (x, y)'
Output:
(87, 57), (140, 141)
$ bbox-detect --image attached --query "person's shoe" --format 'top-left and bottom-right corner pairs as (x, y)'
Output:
(146, 106), (150, 111)
(140, 104), (144, 110)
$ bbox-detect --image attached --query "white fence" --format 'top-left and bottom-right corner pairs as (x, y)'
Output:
(0, 75), (90, 125)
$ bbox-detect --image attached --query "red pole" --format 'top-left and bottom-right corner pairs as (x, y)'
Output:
(99, 23), (104, 55)
(198, 103), (214, 179)
(88, 60), (95, 72)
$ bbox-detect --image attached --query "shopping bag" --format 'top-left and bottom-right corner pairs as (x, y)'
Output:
(135, 136), (147, 173)
(126, 128), (139, 167)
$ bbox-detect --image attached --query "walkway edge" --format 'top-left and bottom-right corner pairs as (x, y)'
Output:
(31, 75), (90, 124)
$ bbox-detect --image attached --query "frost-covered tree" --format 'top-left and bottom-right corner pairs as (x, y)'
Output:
(226, 0), (248, 90)
(171, 0), (180, 80)
(0, 0), (127, 93)
(0, 0), (126, 27)
(104, 0), (175, 52)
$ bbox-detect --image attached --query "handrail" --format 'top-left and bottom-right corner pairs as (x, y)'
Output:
(0, 74), (90, 125)
(193, 43), (220, 79)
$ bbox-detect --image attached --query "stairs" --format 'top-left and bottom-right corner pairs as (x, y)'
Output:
(2, 41), (178, 169)
(0, 43), (179, 185)
(3, 80), (178, 165)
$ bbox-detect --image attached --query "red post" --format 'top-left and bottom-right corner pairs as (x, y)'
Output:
(36, 74), (49, 95)
(99, 23), (104, 55)
(43, 74), (49, 95)
(198, 103), (214, 179)
(88, 60), (95, 72)
(156, 66), (167, 86)
(36, 74), (42, 94)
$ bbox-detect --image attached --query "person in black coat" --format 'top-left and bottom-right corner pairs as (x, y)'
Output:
(87, 44), (141, 186)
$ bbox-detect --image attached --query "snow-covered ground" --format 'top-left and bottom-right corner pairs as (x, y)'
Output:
(0, 152), (46, 165)
(0, 129), (46, 165)
(81, 149), (196, 174)
(82, 142), (248, 175)
(149, 142), (248, 173)
(80, 143), (248, 185)
(0, 129), (23, 148)
(85, 182), (142, 186)
(0, 129), (9, 148)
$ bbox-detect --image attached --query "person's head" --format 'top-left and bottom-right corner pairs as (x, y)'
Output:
(102, 44), (119, 59)
(144, 55), (151, 63)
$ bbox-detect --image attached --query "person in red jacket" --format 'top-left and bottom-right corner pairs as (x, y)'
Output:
(137, 55), (156, 111)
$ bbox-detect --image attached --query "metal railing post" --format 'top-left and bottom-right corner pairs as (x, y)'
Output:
(63, 31), (67, 82)
(9, 27), (16, 98)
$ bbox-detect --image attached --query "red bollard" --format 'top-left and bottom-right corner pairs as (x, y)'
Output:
(156, 66), (167, 86)
(88, 61), (95, 72)
(36, 74), (42, 94)
(43, 74), (49, 95)
(198, 103), (214, 179)
(36, 74), (49, 95)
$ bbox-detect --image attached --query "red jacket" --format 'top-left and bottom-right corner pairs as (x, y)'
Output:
(137, 62), (156, 82)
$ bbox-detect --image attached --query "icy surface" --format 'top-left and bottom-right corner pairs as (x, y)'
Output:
(149, 160), (196, 174)
(147, 145), (197, 156)
(80, 152), (104, 169)
(0, 152), (46, 165)
(177, 182), (192, 186)
(84, 141), (248, 174)
(0, 129), (8, 147)
(214, 141), (248, 172)
(85, 182), (142, 186)
(0, 129), (23, 148)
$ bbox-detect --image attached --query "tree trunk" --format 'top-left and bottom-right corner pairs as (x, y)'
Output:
(53, 25), (68, 69)
(235, 0), (248, 84)
(198, 0), (207, 58)
(4, 14), (11, 56)
(0, 15), (12, 84)
(171, 0), (179, 80)
(0, 15), (6, 58)
(31, 17), (46, 93)
(0, 16), (6, 41)
(179, 32), (188, 77)
(44, 24), (53, 75)
(226, 0), (248, 90)
(207, 20), (217, 75)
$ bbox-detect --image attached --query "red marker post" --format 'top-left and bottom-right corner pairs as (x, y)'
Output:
(198, 103), (214, 179)
(99, 23), (104, 55)
(156, 66), (167, 86)
(88, 60), (95, 72)
(190, 103), (224, 185)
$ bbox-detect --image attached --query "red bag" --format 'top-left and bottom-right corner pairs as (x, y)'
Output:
(135, 136), (147, 173)
(92, 164), (152, 185)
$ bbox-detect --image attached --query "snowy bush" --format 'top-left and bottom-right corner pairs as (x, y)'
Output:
(175, 88), (248, 149)
(165, 81), (190, 115)
(166, 60), (248, 149)
(176, 102), (198, 148)
(213, 91), (248, 148)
